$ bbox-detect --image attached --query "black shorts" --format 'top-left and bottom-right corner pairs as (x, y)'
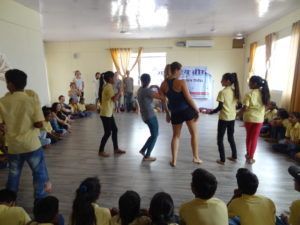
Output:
(171, 107), (198, 125)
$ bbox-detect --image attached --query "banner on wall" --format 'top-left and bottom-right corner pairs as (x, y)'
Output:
(180, 66), (213, 99)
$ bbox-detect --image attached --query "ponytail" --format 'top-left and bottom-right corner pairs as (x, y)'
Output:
(222, 73), (240, 101)
(71, 177), (100, 225)
(261, 79), (270, 105)
(249, 76), (270, 106)
(98, 73), (105, 103)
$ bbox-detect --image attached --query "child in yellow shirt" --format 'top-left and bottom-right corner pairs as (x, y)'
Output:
(272, 112), (300, 158)
(260, 101), (278, 137)
(69, 177), (111, 225)
(0, 69), (51, 200)
(280, 166), (300, 225)
(0, 189), (31, 225)
(179, 168), (228, 225)
(207, 73), (240, 164)
(239, 75), (270, 164)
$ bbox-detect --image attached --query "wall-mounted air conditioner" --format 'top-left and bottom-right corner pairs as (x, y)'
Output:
(185, 40), (214, 48)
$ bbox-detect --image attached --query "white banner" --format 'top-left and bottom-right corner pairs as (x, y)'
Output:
(180, 66), (213, 99)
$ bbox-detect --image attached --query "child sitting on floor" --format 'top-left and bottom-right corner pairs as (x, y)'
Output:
(149, 192), (179, 225)
(267, 108), (290, 142)
(51, 103), (71, 131)
(0, 189), (31, 225)
(272, 112), (300, 158)
(42, 108), (62, 143)
(78, 98), (92, 117)
(28, 196), (64, 225)
(260, 101), (278, 136)
(179, 168), (228, 225)
(111, 190), (150, 225)
(227, 168), (276, 225)
(280, 166), (300, 225)
(69, 177), (111, 225)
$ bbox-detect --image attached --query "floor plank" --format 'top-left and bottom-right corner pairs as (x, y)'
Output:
(0, 112), (299, 218)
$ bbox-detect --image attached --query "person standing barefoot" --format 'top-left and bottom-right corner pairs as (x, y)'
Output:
(160, 62), (201, 167)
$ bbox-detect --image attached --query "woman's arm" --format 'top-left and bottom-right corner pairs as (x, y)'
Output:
(159, 81), (171, 123)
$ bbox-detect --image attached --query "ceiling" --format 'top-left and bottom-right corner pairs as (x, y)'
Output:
(15, 0), (300, 41)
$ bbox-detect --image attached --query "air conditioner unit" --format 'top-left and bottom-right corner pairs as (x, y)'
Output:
(185, 40), (214, 48)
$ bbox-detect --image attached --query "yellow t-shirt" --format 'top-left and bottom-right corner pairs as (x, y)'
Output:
(228, 194), (276, 225)
(0, 204), (31, 225)
(42, 121), (53, 133)
(217, 86), (237, 121)
(243, 89), (265, 123)
(69, 104), (79, 113)
(264, 109), (278, 122)
(110, 215), (151, 225)
(285, 122), (300, 142)
(179, 198), (228, 225)
(282, 118), (291, 128)
(289, 199), (300, 225)
(0, 91), (44, 154)
(100, 84), (114, 117)
(78, 103), (86, 112)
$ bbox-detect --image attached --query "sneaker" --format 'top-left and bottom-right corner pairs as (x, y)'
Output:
(99, 151), (110, 157)
(216, 160), (225, 165)
(114, 149), (126, 154)
(143, 157), (156, 162)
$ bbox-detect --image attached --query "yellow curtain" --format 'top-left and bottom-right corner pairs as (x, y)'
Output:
(110, 48), (121, 74)
(248, 42), (257, 78)
(109, 47), (143, 78)
(265, 33), (277, 80)
(289, 20), (300, 111)
(118, 48), (131, 76)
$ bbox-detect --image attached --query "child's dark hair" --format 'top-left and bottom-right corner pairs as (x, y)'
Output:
(290, 112), (300, 120)
(170, 62), (182, 75)
(249, 75), (270, 105)
(51, 103), (60, 112)
(34, 196), (59, 223)
(58, 95), (64, 101)
(222, 73), (240, 101)
(236, 168), (259, 195)
(277, 108), (289, 119)
(5, 69), (27, 89)
(71, 177), (101, 225)
(269, 101), (277, 109)
(0, 189), (17, 203)
(140, 73), (151, 88)
(149, 192), (175, 225)
(43, 108), (52, 118)
(119, 191), (141, 225)
(191, 168), (217, 199)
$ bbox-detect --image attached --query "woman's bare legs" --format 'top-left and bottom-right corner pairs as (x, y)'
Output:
(186, 119), (202, 164)
(170, 124), (182, 166)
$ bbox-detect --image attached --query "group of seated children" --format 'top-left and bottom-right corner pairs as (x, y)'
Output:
(1, 166), (299, 225)
(38, 95), (92, 148)
(260, 102), (300, 161)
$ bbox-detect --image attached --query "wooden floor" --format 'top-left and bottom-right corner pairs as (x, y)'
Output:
(0, 112), (299, 218)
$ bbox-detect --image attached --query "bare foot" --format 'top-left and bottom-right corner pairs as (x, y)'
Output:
(227, 157), (237, 162)
(114, 149), (126, 154)
(143, 157), (156, 162)
(169, 161), (176, 167)
(192, 158), (203, 164)
(44, 181), (52, 193)
(216, 160), (225, 165)
(98, 151), (110, 157)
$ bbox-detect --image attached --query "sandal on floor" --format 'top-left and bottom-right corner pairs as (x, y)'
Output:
(193, 159), (203, 164)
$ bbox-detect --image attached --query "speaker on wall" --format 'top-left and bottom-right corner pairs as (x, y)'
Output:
(232, 38), (245, 48)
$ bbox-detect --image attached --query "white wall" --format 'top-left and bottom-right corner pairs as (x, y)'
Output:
(45, 37), (245, 107)
(0, 0), (50, 105)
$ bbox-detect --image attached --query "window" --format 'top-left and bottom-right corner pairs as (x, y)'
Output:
(114, 52), (166, 86)
(253, 44), (266, 77)
(269, 36), (291, 91)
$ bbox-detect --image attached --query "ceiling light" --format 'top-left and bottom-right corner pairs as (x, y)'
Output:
(257, 0), (271, 17)
(235, 33), (244, 39)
